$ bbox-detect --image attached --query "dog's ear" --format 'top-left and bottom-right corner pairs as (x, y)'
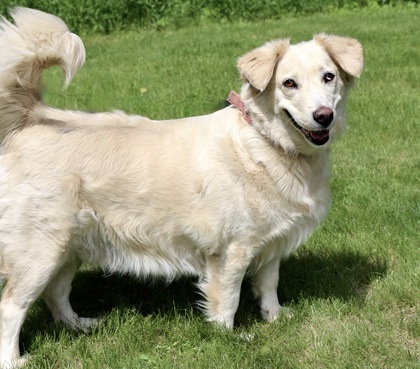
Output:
(237, 39), (289, 92)
(314, 34), (363, 83)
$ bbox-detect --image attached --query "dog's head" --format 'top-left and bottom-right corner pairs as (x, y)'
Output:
(238, 34), (363, 155)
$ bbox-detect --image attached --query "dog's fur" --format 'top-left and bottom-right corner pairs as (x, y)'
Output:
(0, 7), (363, 367)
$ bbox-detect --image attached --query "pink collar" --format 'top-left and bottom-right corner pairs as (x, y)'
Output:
(226, 91), (252, 125)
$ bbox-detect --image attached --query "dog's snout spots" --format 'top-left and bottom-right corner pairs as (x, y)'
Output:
(313, 107), (333, 127)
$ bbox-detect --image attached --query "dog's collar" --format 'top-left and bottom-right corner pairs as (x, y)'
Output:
(226, 91), (252, 125)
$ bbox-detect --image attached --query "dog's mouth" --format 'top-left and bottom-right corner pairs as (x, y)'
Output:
(284, 110), (330, 146)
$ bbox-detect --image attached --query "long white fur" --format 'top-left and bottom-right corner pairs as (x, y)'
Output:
(0, 7), (363, 368)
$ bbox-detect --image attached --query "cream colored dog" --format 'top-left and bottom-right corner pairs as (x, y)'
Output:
(0, 7), (363, 368)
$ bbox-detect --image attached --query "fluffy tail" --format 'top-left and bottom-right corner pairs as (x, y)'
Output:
(0, 7), (85, 140)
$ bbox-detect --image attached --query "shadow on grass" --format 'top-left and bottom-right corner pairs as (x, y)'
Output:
(235, 249), (388, 325)
(21, 248), (387, 340)
(278, 249), (388, 302)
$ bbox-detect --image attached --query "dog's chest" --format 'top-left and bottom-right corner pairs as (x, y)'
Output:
(248, 153), (331, 251)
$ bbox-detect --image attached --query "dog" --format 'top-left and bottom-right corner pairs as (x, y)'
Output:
(0, 7), (363, 367)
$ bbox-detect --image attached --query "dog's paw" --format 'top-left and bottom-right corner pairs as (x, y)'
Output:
(75, 318), (98, 333)
(0, 354), (29, 369)
(207, 314), (235, 329)
(78, 317), (98, 332)
(260, 303), (281, 322)
(261, 305), (293, 322)
(62, 316), (98, 333)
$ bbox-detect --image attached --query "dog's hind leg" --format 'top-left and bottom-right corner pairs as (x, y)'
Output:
(0, 196), (77, 367)
(0, 245), (74, 367)
(42, 252), (97, 331)
(0, 291), (29, 368)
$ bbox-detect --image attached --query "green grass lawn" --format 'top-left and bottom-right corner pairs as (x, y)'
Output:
(21, 6), (419, 369)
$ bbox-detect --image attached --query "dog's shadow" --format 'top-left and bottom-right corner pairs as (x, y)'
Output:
(278, 248), (387, 302)
(21, 248), (387, 340)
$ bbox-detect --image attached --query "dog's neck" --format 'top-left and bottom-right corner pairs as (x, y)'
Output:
(226, 91), (252, 125)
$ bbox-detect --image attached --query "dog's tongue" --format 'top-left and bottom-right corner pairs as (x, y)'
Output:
(309, 130), (329, 141)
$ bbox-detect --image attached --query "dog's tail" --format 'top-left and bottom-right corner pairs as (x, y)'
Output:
(0, 7), (85, 140)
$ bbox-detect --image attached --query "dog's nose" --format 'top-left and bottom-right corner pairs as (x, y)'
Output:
(313, 107), (334, 127)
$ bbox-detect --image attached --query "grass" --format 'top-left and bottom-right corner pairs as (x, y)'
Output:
(0, 0), (416, 33)
(16, 6), (420, 369)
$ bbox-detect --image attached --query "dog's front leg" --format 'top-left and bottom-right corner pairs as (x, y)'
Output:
(252, 255), (282, 322)
(201, 244), (254, 328)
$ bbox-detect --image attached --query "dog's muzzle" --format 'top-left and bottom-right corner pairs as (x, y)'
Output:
(284, 109), (331, 146)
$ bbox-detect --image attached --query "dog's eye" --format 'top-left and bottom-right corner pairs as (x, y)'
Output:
(323, 73), (335, 83)
(283, 79), (297, 88)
